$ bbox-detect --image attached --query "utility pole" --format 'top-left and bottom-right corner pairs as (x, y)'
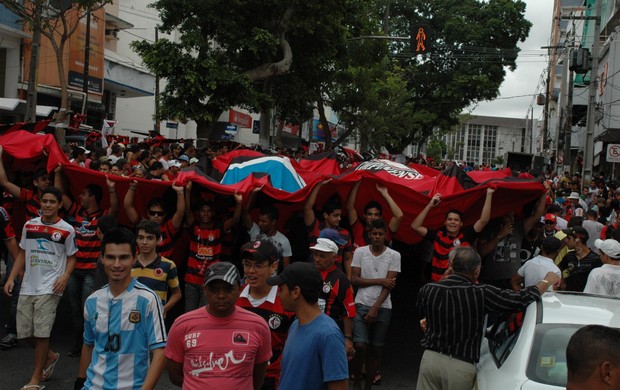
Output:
(154, 27), (160, 133)
(564, 62), (574, 174)
(82, 8), (91, 113)
(583, 0), (602, 181)
(25, 3), (42, 123)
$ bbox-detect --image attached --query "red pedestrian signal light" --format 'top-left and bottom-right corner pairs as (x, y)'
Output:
(411, 24), (431, 54)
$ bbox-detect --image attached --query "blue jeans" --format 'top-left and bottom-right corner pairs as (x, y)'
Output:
(185, 282), (206, 312)
(67, 269), (95, 344)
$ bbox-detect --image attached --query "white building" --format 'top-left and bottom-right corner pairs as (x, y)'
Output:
(442, 115), (535, 166)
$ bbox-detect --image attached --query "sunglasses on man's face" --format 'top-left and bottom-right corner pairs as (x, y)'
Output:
(545, 221), (555, 225)
(149, 210), (165, 217)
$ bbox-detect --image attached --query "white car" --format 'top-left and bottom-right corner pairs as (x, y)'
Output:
(475, 292), (620, 389)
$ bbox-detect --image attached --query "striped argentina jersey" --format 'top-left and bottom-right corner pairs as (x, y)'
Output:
(83, 279), (167, 390)
(20, 217), (77, 296)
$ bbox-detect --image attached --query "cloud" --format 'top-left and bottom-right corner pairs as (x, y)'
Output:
(470, 0), (552, 119)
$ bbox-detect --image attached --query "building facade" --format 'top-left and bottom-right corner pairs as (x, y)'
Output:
(442, 116), (534, 166)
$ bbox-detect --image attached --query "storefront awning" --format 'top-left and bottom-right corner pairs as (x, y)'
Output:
(104, 49), (155, 98)
(595, 128), (620, 143)
(0, 98), (57, 117)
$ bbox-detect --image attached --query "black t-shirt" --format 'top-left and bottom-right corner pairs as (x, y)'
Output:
(560, 250), (602, 292)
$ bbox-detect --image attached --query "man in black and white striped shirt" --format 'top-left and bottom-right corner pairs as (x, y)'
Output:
(416, 246), (560, 390)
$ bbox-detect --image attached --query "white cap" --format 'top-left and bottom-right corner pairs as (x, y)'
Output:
(310, 238), (338, 253)
(189, 157), (199, 164)
(567, 192), (580, 200)
(595, 239), (620, 258)
(169, 160), (181, 168)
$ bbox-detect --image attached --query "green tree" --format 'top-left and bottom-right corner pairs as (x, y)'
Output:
(1, 0), (111, 125)
(331, 0), (531, 154)
(132, 0), (362, 142)
(426, 135), (447, 162)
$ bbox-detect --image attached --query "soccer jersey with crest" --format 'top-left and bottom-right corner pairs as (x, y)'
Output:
(20, 217), (77, 296)
(237, 285), (295, 384)
(83, 279), (167, 390)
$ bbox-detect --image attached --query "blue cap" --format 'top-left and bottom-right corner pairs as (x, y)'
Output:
(319, 228), (346, 245)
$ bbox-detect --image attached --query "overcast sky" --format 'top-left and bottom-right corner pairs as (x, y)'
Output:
(470, 0), (553, 120)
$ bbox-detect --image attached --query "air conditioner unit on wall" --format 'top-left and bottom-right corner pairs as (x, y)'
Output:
(105, 29), (119, 39)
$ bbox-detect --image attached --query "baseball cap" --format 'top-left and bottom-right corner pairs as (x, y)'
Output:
(178, 154), (190, 162)
(544, 213), (557, 222)
(542, 236), (562, 253)
(594, 239), (620, 258)
(548, 204), (562, 213)
(266, 262), (322, 296)
(169, 160), (181, 168)
(319, 228), (346, 245)
(203, 262), (240, 286)
(310, 238), (338, 253)
(190, 157), (199, 165)
(241, 239), (278, 263)
(562, 226), (589, 241)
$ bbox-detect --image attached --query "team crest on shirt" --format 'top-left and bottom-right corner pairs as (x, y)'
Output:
(154, 268), (163, 277)
(453, 239), (461, 247)
(208, 234), (215, 241)
(129, 310), (141, 323)
(51, 232), (62, 242)
(268, 315), (282, 330)
(322, 281), (332, 294)
(232, 331), (249, 345)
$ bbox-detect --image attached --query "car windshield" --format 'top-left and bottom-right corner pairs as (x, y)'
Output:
(526, 324), (582, 387)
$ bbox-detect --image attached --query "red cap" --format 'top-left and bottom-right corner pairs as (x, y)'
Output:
(544, 213), (557, 222)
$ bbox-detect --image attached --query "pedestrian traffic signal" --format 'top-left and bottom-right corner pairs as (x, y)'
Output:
(411, 24), (431, 54)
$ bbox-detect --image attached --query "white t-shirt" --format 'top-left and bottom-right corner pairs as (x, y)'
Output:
(20, 217), (78, 296)
(583, 264), (620, 297)
(517, 255), (561, 291)
(556, 216), (568, 230)
(582, 220), (604, 252)
(351, 245), (401, 309)
(248, 223), (292, 258)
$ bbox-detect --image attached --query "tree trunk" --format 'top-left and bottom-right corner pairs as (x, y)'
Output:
(317, 97), (331, 151)
(274, 119), (284, 148)
(259, 109), (271, 149)
(195, 118), (212, 143)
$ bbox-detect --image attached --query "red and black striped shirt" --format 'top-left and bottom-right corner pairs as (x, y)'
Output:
(318, 264), (356, 329)
(19, 188), (41, 220)
(67, 202), (106, 270)
(158, 219), (177, 258)
(237, 285), (295, 386)
(185, 222), (225, 285)
(426, 226), (478, 282)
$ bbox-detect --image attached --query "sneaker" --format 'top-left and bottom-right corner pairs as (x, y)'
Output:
(0, 333), (17, 349)
(67, 343), (82, 357)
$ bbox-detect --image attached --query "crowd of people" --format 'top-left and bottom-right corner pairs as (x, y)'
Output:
(0, 137), (619, 390)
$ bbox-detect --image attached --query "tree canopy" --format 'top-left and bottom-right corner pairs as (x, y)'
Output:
(133, 0), (531, 153)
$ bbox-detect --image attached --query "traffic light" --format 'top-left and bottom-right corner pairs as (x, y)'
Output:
(410, 24), (431, 54)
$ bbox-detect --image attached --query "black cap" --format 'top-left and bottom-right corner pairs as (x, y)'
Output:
(267, 262), (322, 295)
(541, 236), (562, 253)
(241, 239), (278, 263)
(562, 226), (589, 241)
(203, 262), (240, 286)
(548, 204), (562, 213)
